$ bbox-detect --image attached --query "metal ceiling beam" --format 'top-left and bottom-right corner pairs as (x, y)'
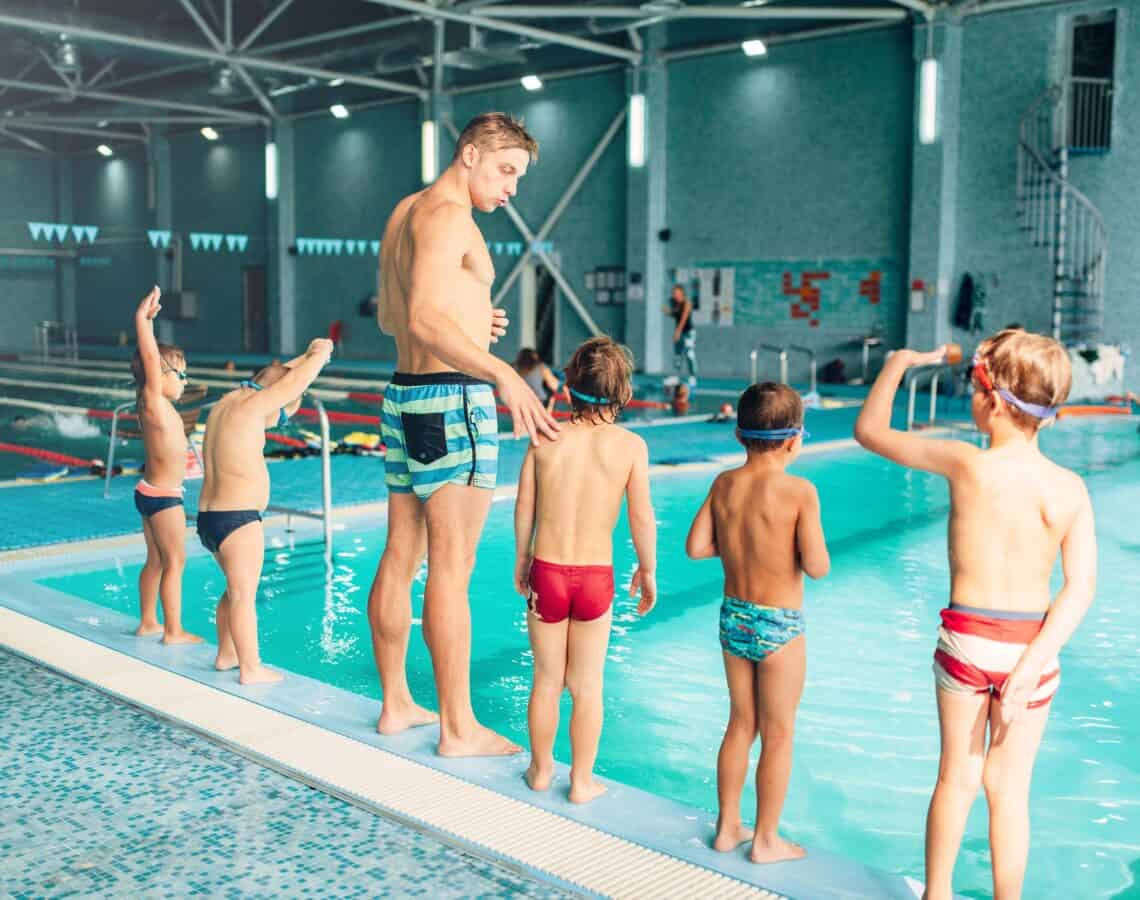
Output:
(357, 0), (642, 62)
(661, 19), (903, 61)
(176, 0), (279, 119)
(5, 121), (146, 142)
(0, 11), (425, 98)
(0, 57), (41, 100)
(477, 4), (906, 20)
(237, 0), (295, 50)
(252, 14), (420, 55)
(0, 126), (51, 153)
(0, 77), (268, 122)
(85, 59), (117, 88)
(4, 114), (236, 125)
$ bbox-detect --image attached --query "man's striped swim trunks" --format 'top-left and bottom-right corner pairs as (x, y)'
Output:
(381, 372), (498, 502)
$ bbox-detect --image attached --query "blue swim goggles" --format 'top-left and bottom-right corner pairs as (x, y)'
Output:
(240, 379), (290, 428)
(738, 426), (809, 441)
(568, 386), (610, 405)
(970, 355), (1058, 419)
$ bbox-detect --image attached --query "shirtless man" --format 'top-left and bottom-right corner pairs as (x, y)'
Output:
(197, 339), (333, 685)
(368, 112), (559, 757)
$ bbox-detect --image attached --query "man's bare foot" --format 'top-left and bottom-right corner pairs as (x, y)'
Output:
(377, 704), (439, 736)
(238, 665), (284, 685)
(437, 724), (521, 758)
(135, 622), (162, 637)
(525, 762), (553, 792)
(713, 822), (755, 852)
(568, 778), (607, 804)
(214, 651), (238, 671)
(162, 630), (203, 645)
(749, 836), (807, 864)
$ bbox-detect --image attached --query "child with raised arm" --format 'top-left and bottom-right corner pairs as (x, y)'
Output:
(131, 286), (201, 645)
(198, 338), (334, 685)
(853, 329), (1097, 900)
(686, 382), (829, 864)
(514, 337), (657, 804)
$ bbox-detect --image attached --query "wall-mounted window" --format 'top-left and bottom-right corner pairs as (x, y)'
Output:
(1067, 11), (1115, 153)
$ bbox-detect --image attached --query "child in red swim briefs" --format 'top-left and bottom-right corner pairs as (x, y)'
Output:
(514, 337), (657, 804)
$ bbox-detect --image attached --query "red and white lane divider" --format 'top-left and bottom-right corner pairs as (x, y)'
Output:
(0, 441), (91, 467)
(6, 357), (389, 392)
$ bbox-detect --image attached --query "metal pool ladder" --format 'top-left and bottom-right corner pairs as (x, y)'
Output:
(265, 394), (334, 556)
(749, 343), (788, 385)
(905, 363), (955, 431)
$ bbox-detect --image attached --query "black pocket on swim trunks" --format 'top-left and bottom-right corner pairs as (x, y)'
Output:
(401, 411), (448, 465)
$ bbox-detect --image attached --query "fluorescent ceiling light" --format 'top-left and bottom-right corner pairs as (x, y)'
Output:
(96, 144), (113, 157)
(330, 104), (350, 119)
(742, 39), (767, 57)
(265, 142), (278, 200)
(421, 120), (438, 184)
(200, 126), (219, 141)
(919, 57), (939, 144)
(329, 77), (345, 87)
(521, 75), (543, 91)
(628, 93), (646, 168)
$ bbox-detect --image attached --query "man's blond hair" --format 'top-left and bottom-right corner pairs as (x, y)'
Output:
(453, 112), (539, 162)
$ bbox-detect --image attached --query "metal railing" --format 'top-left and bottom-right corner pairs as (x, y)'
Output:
(749, 344), (788, 385)
(905, 363), (954, 431)
(1067, 76), (1112, 152)
(1017, 81), (1109, 344)
(265, 394), (333, 556)
(34, 321), (78, 362)
(786, 345), (817, 397)
(104, 393), (334, 556)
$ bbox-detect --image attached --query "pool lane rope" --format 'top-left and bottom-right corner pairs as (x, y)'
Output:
(0, 441), (91, 467)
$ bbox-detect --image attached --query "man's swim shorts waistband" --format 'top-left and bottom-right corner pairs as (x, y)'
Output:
(390, 372), (493, 388)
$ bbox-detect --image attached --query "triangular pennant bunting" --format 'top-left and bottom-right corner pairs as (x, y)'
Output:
(345, 241), (356, 256)
(28, 222), (47, 241)
(331, 240), (344, 255)
(52, 224), (69, 242)
(370, 240), (380, 255)
(357, 241), (368, 255)
(506, 242), (523, 256)
(83, 226), (99, 243)
(190, 233), (203, 251)
(72, 226), (85, 243)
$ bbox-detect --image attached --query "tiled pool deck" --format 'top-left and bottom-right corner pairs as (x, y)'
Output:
(0, 649), (573, 900)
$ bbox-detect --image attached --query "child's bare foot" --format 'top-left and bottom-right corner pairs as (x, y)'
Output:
(376, 703), (439, 736)
(135, 622), (162, 637)
(162, 630), (203, 645)
(437, 724), (521, 758)
(749, 836), (806, 864)
(525, 761), (554, 792)
(568, 778), (607, 804)
(713, 822), (755, 852)
(214, 651), (239, 671)
(239, 665), (284, 685)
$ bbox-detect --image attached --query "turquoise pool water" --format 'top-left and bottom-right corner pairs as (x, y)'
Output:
(39, 419), (1140, 899)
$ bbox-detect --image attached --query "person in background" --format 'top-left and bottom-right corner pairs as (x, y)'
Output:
(667, 284), (697, 385)
(672, 381), (691, 416)
(515, 347), (563, 413)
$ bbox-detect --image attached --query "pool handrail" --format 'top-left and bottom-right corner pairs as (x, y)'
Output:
(749, 343), (788, 385)
(786, 344), (817, 396)
(904, 362), (954, 431)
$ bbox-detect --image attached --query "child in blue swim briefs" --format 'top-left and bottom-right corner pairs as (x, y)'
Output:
(686, 382), (830, 864)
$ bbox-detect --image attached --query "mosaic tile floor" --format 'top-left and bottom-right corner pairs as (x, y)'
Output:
(0, 649), (573, 899)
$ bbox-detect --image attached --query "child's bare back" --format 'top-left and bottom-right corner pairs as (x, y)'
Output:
(709, 466), (822, 610)
(529, 421), (645, 564)
(947, 445), (1087, 613)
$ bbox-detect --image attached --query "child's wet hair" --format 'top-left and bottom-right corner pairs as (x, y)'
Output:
(974, 328), (1071, 430)
(564, 336), (634, 423)
(131, 343), (185, 394)
(737, 382), (804, 452)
